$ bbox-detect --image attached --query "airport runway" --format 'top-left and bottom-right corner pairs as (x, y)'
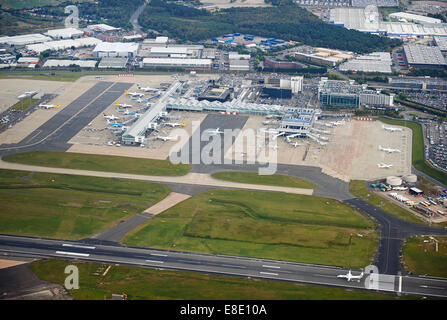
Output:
(0, 81), (132, 154)
(1, 234), (446, 298)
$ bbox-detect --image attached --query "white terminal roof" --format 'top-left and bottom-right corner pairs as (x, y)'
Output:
(339, 52), (392, 73)
(404, 45), (447, 66)
(155, 36), (169, 43)
(43, 59), (97, 68)
(0, 34), (52, 46)
(93, 42), (139, 53)
(26, 37), (102, 53)
(143, 58), (212, 67)
(150, 47), (189, 54)
(46, 28), (84, 38)
(389, 12), (442, 24)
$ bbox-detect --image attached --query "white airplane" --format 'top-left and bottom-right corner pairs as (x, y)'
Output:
(337, 270), (364, 282)
(393, 186), (408, 191)
(18, 91), (37, 99)
(155, 135), (178, 141)
(382, 125), (403, 132)
(378, 163), (393, 168)
(107, 121), (124, 127)
(271, 132), (285, 141)
(124, 90), (144, 98)
(163, 122), (185, 128)
(103, 114), (120, 121)
(115, 101), (132, 108)
(379, 145), (401, 153)
(137, 84), (157, 92)
(206, 128), (224, 135)
(266, 114), (282, 119)
(130, 97), (149, 103)
(39, 103), (60, 109)
(290, 142), (301, 148)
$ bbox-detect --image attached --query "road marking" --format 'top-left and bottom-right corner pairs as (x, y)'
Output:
(62, 244), (95, 250)
(262, 265), (280, 269)
(150, 253), (168, 257)
(398, 276), (402, 293)
(55, 251), (90, 257)
(420, 285), (444, 290)
(314, 274), (335, 278)
(260, 272), (278, 276)
(145, 260), (164, 264)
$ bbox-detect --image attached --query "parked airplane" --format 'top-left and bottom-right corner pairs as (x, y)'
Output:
(103, 114), (120, 121)
(130, 97), (149, 103)
(290, 142), (301, 148)
(137, 84), (157, 92)
(155, 135), (178, 141)
(265, 114), (282, 119)
(382, 125), (403, 132)
(39, 103), (60, 109)
(271, 132), (285, 141)
(378, 163), (393, 168)
(18, 91), (37, 99)
(163, 122), (185, 128)
(124, 90), (144, 98)
(206, 128), (224, 135)
(115, 101), (132, 108)
(107, 121), (124, 127)
(337, 270), (364, 282)
(393, 186), (408, 191)
(379, 145), (401, 153)
(116, 107), (136, 115)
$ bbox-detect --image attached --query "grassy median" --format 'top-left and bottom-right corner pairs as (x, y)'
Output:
(0, 169), (170, 239)
(211, 171), (318, 189)
(29, 259), (411, 300)
(124, 189), (378, 268)
(402, 236), (447, 278)
(3, 151), (190, 176)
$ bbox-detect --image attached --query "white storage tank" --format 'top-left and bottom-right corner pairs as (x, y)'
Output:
(403, 174), (417, 183)
(386, 176), (402, 186)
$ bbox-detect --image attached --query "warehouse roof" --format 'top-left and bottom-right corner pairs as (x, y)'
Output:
(403, 45), (447, 66)
(87, 24), (121, 32)
(98, 57), (128, 68)
(93, 42), (139, 53)
(43, 59), (97, 68)
(46, 28), (84, 39)
(26, 37), (102, 53)
(143, 58), (212, 66)
(389, 12), (442, 24)
(0, 34), (52, 46)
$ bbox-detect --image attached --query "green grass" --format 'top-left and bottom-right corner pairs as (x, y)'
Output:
(29, 259), (412, 300)
(378, 118), (447, 186)
(125, 189), (378, 268)
(3, 151), (191, 176)
(0, 0), (90, 9)
(0, 169), (170, 239)
(9, 98), (38, 111)
(349, 180), (426, 225)
(211, 171), (318, 189)
(0, 73), (85, 82)
(402, 236), (447, 278)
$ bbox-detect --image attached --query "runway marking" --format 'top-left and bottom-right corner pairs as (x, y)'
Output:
(55, 251), (90, 257)
(150, 253), (168, 257)
(260, 272), (278, 276)
(62, 244), (95, 250)
(314, 274), (336, 278)
(219, 264), (247, 269)
(420, 285), (445, 290)
(262, 265), (280, 269)
(145, 260), (164, 264)
(398, 276), (402, 293)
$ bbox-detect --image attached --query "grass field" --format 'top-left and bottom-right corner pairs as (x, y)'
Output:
(0, 0), (90, 9)
(3, 151), (191, 176)
(211, 171), (318, 189)
(402, 236), (447, 278)
(8, 98), (39, 112)
(379, 118), (447, 186)
(125, 189), (378, 268)
(0, 169), (170, 239)
(29, 259), (411, 300)
(349, 180), (425, 225)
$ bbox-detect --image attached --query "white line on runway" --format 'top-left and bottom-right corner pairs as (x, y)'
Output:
(262, 265), (280, 269)
(399, 276), (402, 293)
(420, 285), (444, 290)
(150, 253), (168, 257)
(314, 274), (336, 278)
(145, 260), (164, 264)
(55, 251), (90, 257)
(62, 244), (95, 250)
(260, 272), (278, 276)
(220, 264), (247, 269)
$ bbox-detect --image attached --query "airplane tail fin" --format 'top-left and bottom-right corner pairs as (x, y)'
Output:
(115, 102), (119, 106)
(55, 104), (60, 108)
(181, 122), (186, 126)
(124, 90), (129, 95)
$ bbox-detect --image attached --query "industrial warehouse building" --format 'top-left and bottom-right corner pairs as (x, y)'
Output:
(0, 34), (52, 47)
(403, 45), (447, 69)
(26, 37), (102, 53)
(141, 58), (212, 69)
(93, 42), (139, 58)
(388, 77), (447, 91)
(98, 57), (128, 69)
(339, 52), (392, 73)
(43, 59), (97, 68)
(45, 28), (85, 39)
(389, 12), (442, 24)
